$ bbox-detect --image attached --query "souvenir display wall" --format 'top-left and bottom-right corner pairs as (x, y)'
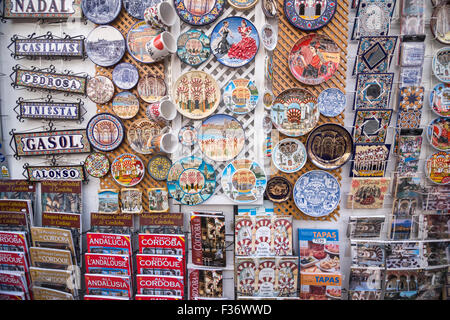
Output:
(0, 0), (448, 301)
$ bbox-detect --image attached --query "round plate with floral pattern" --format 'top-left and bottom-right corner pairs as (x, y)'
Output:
(110, 153), (145, 187)
(429, 83), (450, 117)
(84, 152), (110, 178)
(265, 176), (292, 202)
(317, 88), (346, 117)
(228, 0), (259, 10)
(177, 29), (211, 67)
(86, 76), (115, 105)
(272, 138), (307, 173)
(178, 125), (198, 146)
(86, 113), (125, 152)
(425, 151), (450, 185)
(427, 117), (450, 152)
(174, 0), (225, 26)
(284, 0), (337, 31)
(147, 154), (172, 181)
(223, 78), (259, 114)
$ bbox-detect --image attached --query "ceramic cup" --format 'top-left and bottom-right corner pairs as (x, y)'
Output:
(146, 31), (177, 62)
(144, 2), (176, 30)
(147, 127), (178, 154)
(146, 97), (177, 125)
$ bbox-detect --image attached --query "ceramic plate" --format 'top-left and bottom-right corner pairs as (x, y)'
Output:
(123, 0), (162, 20)
(112, 62), (139, 90)
(112, 91), (140, 120)
(272, 138), (307, 173)
(425, 151), (450, 185)
(430, 83), (450, 117)
(173, 71), (220, 119)
(289, 33), (340, 85)
(263, 90), (274, 110)
(127, 118), (162, 154)
(223, 78), (259, 114)
(221, 158), (267, 203)
(84, 152), (110, 178)
(265, 176), (292, 202)
(228, 0), (259, 9)
(271, 88), (319, 137)
(211, 16), (260, 68)
(137, 75), (167, 103)
(430, 4), (450, 45)
(433, 48), (450, 84)
(261, 23), (277, 51)
(262, 0), (278, 18)
(167, 156), (216, 206)
(198, 114), (245, 162)
(82, 0), (122, 24)
(317, 88), (346, 117)
(174, 0), (225, 26)
(147, 154), (172, 181)
(86, 76), (115, 105)
(284, 0), (337, 31)
(427, 117), (450, 151)
(293, 170), (340, 217)
(86, 113), (125, 152)
(126, 20), (162, 64)
(177, 29), (211, 66)
(307, 123), (354, 170)
(178, 125), (198, 146)
(110, 153), (145, 187)
(86, 25), (126, 67)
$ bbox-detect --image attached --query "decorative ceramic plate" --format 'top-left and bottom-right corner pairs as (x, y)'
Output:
(82, 0), (122, 24)
(112, 91), (140, 120)
(147, 154), (172, 181)
(177, 29), (211, 66)
(178, 125), (198, 146)
(223, 78), (259, 114)
(137, 75), (167, 103)
(221, 158), (267, 203)
(262, 115), (272, 134)
(198, 114), (245, 162)
(126, 20), (162, 64)
(427, 117), (450, 151)
(174, 0), (225, 26)
(262, 0), (278, 18)
(86, 76), (115, 104)
(265, 176), (292, 203)
(293, 170), (340, 217)
(112, 62), (139, 90)
(317, 88), (346, 117)
(430, 83), (450, 117)
(284, 0), (337, 31)
(173, 71), (220, 119)
(288, 34), (340, 85)
(127, 118), (162, 154)
(167, 156), (216, 206)
(433, 47), (450, 83)
(123, 0), (162, 20)
(228, 0), (259, 9)
(271, 88), (319, 137)
(84, 152), (110, 178)
(272, 138), (307, 173)
(430, 4), (450, 45)
(210, 16), (260, 68)
(85, 26), (126, 67)
(110, 153), (145, 187)
(306, 123), (354, 170)
(86, 113), (125, 152)
(425, 151), (450, 185)
(261, 23), (277, 51)
(263, 90), (274, 110)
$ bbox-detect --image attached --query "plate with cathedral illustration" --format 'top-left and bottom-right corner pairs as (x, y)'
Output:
(86, 113), (125, 152)
(110, 153), (145, 187)
(173, 71), (221, 120)
(127, 118), (162, 155)
(272, 138), (307, 173)
(306, 123), (353, 170)
(271, 88), (319, 137)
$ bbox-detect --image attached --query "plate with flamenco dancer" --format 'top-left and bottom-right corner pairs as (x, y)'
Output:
(211, 16), (260, 68)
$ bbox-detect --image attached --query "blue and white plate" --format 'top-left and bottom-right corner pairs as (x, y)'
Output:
(82, 0), (122, 24)
(112, 63), (139, 90)
(317, 88), (346, 117)
(123, 0), (162, 20)
(85, 26), (126, 67)
(293, 170), (340, 217)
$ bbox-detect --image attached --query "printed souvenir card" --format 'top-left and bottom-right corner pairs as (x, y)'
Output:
(352, 0), (396, 40)
(384, 269), (419, 300)
(347, 177), (391, 209)
(85, 253), (131, 276)
(351, 144), (391, 177)
(422, 240), (450, 267)
(351, 240), (386, 267)
(30, 227), (76, 264)
(32, 286), (74, 300)
(138, 234), (185, 256)
(139, 212), (184, 235)
(29, 247), (73, 270)
(300, 273), (342, 300)
(354, 73), (394, 110)
(90, 212), (133, 234)
(354, 36), (397, 74)
(349, 266), (384, 293)
(84, 274), (132, 298)
(418, 215), (450, 240)
(41, 181), (82, 214)
(0, 271), (28, 296)
(385, 241), (422, 269)
(120, 188), (143, 214)
(352, 109), (392, 144)
(30, 267), (75, 296)
(97, 189), (120, 214)
(136, 254), (184, 277)
(348, 216), (386, 239)
(189, 268), (223, 299)
(86, 233), (132, 256)
(396, 86), (424, 129)
(0, 231), (29, 253)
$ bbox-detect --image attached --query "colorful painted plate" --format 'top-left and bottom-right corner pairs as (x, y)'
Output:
(127, 118), (162, 154)
(293, 170), (340, 217)
(177, 29), (211, 66)
(228, 0), (259, 9)
(306, 123), (354, 170)
(85, 25), (126, 67)
(112, 62), (139, 90)
(425, 151), (450, 185)
(178, 125), (198, 146)
(284, 0), (337, 31)
(430, 83), (450, 117)
(262, 0), (278, 18)
(430, 4), (450, 45)
(137, 75), (167, 103)
(147, 154), (172, 181)
(82, 0), (122, 24)
(272, 138), (307, 173)
(288, 33), (340, 85)
(174, 0), (225, 26)
(271, 88), (319, 137)
(86, 76), (115, 105)
(221, 158), (267, 203)
(198, 114), (245, 162)
(126, 20), (162, 64)
(427, 117), (450, 152)
(123, 0), (162, 20)
(86, 113), (125, 152)
(263, 90), (274, 110)
(433, 47), (450, 83)
(223, 78), (259, 114)
(173, 71), (220, 119)
(261, 23), (277, 51)
(265, 176), (292, 202)
(84, 152), (110, 178)
(211, 16), (260, 68)
(167, 156), (216, 206)
(110, 153), (145, 187)
(317, 88), (346, 117)
(112, 91), (140, 120)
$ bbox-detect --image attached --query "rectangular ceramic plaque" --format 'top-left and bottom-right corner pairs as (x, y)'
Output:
(3, 0), (76, 19)
(26, 165), (85, 181)
(19, 101), (80, 120)
(14, 38), (84, 57)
